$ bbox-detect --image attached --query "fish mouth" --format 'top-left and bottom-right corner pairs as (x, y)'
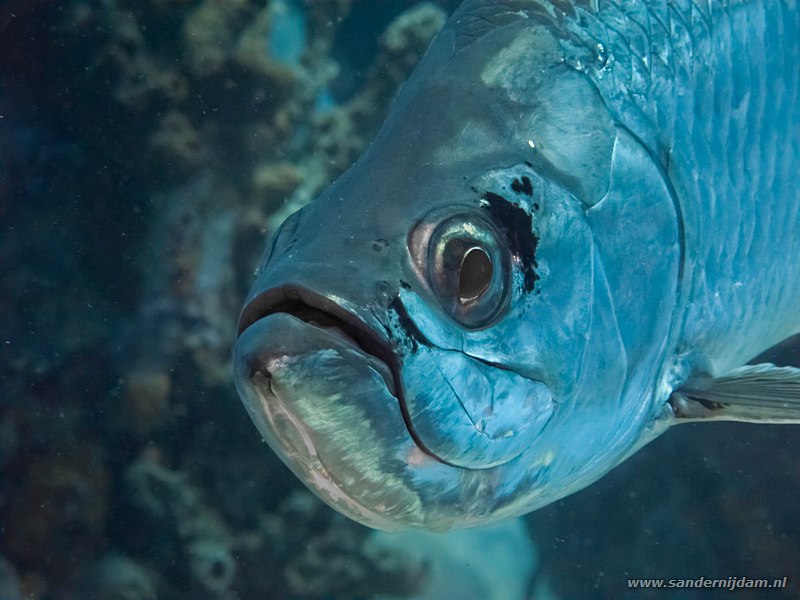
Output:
(238, 285), (399, 398)
(234, 289), (429, 530)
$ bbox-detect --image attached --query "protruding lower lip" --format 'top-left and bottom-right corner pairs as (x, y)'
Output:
(233, 313), (416, 531)
(238, 285), (399, 396)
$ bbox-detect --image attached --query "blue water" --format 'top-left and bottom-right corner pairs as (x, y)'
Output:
(267, 0), (306, 65)
(0, 1), (798, 599)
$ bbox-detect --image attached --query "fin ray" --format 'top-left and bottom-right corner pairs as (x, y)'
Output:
(670, 363), (800, 424)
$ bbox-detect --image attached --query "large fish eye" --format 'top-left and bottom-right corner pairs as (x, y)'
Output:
(427, 214), (509, 328)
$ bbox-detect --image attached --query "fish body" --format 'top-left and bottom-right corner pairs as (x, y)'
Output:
(234, 0), (800, 530)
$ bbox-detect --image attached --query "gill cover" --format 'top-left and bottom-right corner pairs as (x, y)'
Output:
(398, 163), (628, 472)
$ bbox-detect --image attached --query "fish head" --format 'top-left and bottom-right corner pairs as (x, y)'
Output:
(233, 155), (634, 531)
(234, 9), (680, 530)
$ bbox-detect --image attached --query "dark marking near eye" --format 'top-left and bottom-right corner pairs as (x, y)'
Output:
(388, 296), (430, 353)
(511, 176), (533, 196)
(481, 192), (539, 293)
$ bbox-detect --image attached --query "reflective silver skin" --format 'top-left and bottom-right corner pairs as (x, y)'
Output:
(234, 1), (800, 530)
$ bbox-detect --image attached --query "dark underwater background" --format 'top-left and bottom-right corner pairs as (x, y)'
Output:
(1, 1), (798, 598)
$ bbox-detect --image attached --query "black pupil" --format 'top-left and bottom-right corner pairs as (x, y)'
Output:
(458, 247), (492, 302)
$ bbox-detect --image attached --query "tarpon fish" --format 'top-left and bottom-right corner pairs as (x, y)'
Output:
(234, 0), (800, 530)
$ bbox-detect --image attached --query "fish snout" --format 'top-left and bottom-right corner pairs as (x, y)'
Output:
(238, 284), (398, 390)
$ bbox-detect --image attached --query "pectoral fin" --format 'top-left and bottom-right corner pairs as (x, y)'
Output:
(670, 363), (800, 424)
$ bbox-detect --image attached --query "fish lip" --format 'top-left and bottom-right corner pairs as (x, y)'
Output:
(239, 285), (455, 470)
(238, 285), (401, 397)
(233, 323), (413, 531)
(246, 368), (408, 531)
